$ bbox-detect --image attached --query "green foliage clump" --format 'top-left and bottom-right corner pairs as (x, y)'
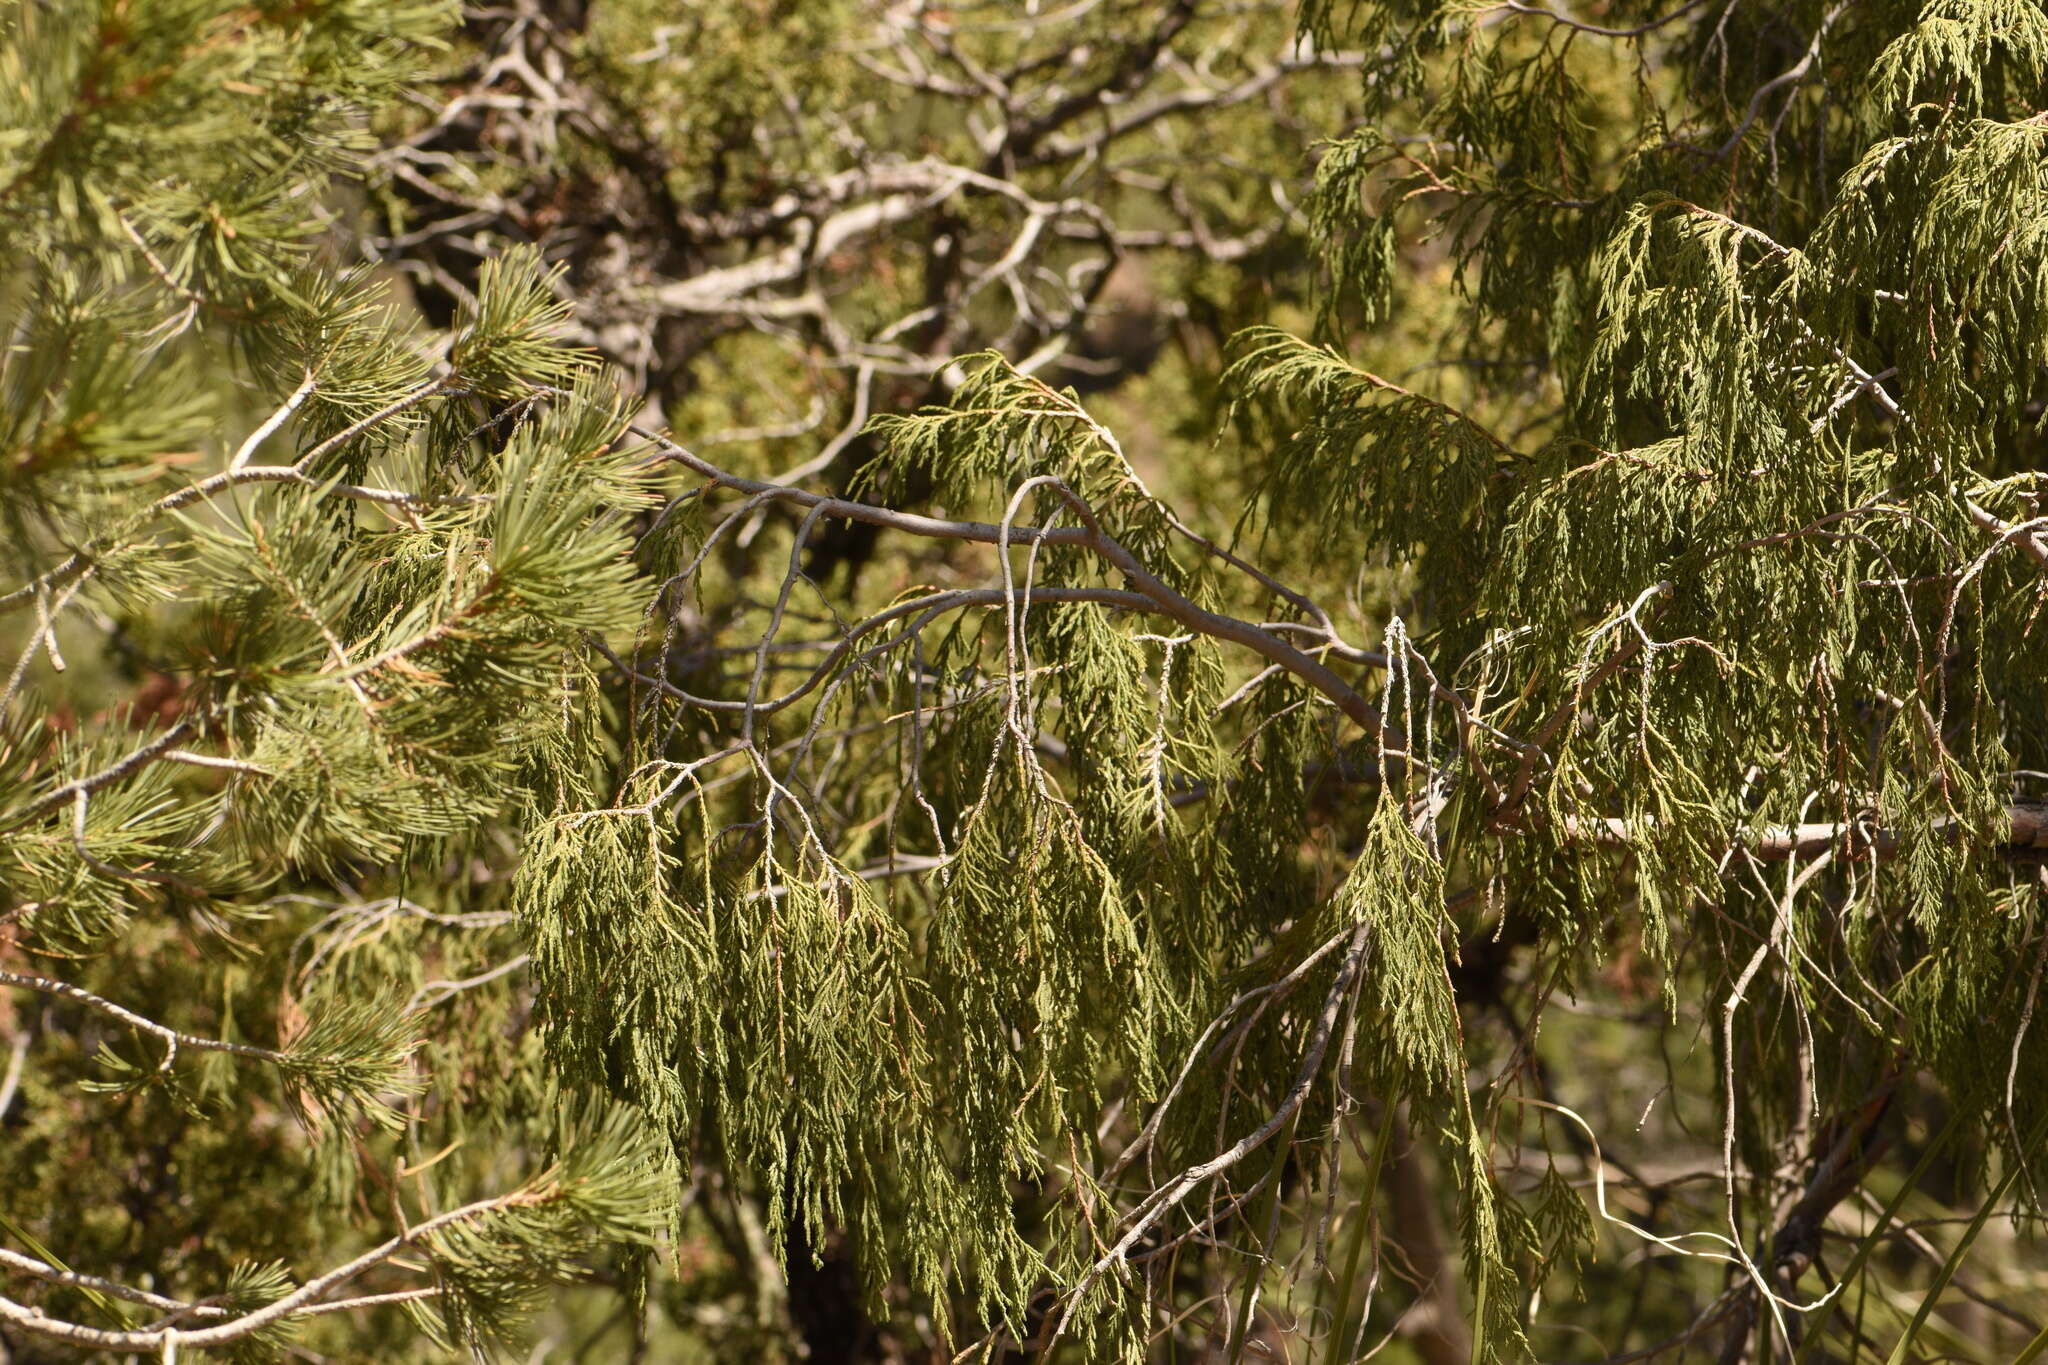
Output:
(8, 1), (2048, 1363)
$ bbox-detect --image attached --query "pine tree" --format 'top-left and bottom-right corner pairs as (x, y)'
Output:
(5, 1), (2048, 1363)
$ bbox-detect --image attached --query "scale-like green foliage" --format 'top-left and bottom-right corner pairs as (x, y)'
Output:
(7, 1), (2048, 1361)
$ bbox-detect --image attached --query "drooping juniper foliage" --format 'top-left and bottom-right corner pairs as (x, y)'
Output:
(4, 1), (2048, 1361)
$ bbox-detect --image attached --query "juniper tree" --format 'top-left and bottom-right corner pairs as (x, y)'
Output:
(7, 1), (2048, 1364)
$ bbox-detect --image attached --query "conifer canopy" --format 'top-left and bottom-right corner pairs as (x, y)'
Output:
(3, 1), (2047, 1361)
